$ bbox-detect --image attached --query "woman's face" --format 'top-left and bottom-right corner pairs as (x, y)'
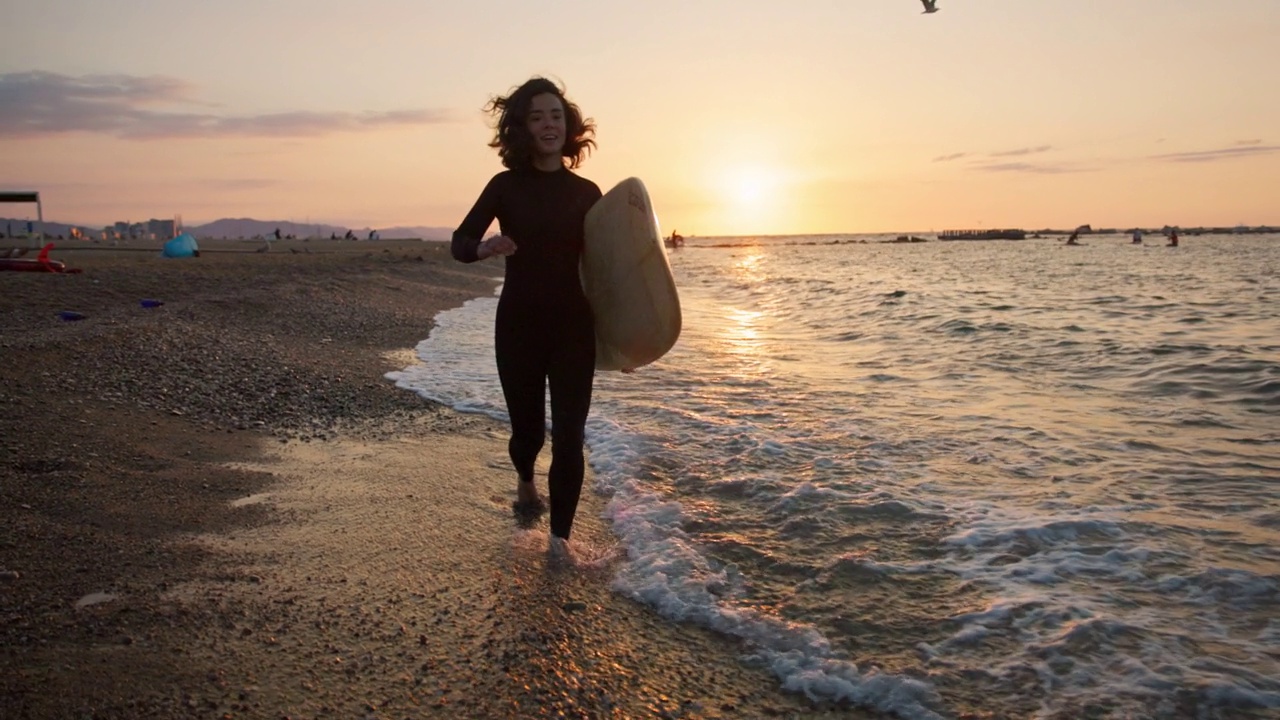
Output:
(526, 92), (566, 164)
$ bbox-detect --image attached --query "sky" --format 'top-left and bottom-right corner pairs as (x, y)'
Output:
(1, 0), (1277, 236)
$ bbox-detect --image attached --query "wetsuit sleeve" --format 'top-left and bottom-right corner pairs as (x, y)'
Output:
(451, 174), (503, 263)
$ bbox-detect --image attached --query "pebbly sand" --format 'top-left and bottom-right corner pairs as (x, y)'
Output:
(0, 239), (875, 719)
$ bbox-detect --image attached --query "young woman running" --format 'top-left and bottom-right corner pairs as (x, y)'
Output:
(450, 77), (602, 543)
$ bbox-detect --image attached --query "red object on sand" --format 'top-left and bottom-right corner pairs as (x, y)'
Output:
(0, 243), (83, 274)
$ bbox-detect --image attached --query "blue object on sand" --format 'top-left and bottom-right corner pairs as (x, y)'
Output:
(58, 311), (86, 321)
(162, 233), (199, 258)
(140, 298), (164, 308)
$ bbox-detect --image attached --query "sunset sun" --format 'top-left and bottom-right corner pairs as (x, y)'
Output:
(726, 166), (778, 208)
(710, 164), (791, 234)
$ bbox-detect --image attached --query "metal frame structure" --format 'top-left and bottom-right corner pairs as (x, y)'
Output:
(1, 191), (43, 247)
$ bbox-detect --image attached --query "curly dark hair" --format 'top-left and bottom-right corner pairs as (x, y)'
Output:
(485, 77), (596, 170)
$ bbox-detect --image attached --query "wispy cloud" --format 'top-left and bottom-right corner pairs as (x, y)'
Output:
(933, 144), (1084, 173)
(934, 145), (1057, 165)
(1151, 144), (1280, 163)
(971, 162), (1086, 174)
(988, 145), (1053, 158)
(192, 178), (280, 191)
(0, 71), (457, 140)
(1235, 139), (1262, 146)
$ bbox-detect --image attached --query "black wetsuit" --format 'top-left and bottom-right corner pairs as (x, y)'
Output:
(452, 167), (603, 540)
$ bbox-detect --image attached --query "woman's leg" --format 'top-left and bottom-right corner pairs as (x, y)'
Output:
(495, 314), (548, 491)
(546, 323), (596, 539)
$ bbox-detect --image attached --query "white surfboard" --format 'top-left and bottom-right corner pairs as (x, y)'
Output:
(581, 177), (682, 371)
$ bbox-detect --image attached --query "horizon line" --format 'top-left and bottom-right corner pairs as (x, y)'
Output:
(4, 215), (1279, 240)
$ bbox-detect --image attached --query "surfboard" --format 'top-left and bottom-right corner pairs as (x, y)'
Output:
(581, 177), (681, 371)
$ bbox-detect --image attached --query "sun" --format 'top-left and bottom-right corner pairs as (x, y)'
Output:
(716, 163), (793, 230)
(704, 162), (793, 235)
(727, 167), (777, 207)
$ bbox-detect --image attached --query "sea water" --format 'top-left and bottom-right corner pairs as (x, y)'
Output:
(388, 234), (1279, 719)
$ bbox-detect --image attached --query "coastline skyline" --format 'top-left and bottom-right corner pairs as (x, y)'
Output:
(6, 212), (1275, 244)
(1, 1), (1277, 235)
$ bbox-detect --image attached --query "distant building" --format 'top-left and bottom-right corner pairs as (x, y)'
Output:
(147, 218), (176, 239)
(109, 217), (178, 240)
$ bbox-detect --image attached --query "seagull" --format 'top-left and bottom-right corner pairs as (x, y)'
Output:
(921, 0), (939, 13)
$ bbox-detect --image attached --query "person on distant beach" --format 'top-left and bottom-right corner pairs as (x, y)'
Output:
(1066, 230), (1080, 245)
(1132, 229), (1143, 244)
(451, 76), (602, 545)
(1168, 229), (1179, 247)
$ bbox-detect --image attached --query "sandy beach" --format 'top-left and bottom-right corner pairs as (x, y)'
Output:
(0, 239), (873, 719)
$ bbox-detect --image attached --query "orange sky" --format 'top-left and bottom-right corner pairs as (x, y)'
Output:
(1, 0), (1277, 235)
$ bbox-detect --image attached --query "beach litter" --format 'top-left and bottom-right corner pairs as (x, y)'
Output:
(57, 311), (86, 321)
(140, 298), (165, 308)
(74, 592), (116, 609)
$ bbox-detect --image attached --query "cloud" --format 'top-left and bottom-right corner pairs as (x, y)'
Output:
(1151, 144), (1280, 163)
(988, 145), (1053, 158)
(1235, 139), (1262, 146)
(0, 71), (456, 140)
(192, 178), (279, 191)
(971, 162), (1086, 174)
(934, 145), (1057, 166)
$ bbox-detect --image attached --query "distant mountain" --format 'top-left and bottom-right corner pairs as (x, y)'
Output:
(0, 217), (94, 239)
(1, 216), (456, 241)
(377, 225), (455, 241)
(187, 218), (453, 241)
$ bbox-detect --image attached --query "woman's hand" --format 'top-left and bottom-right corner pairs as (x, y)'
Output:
(478, 234), (517, 260)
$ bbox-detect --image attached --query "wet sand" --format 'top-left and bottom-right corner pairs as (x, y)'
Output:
(0, 239), (872, 718)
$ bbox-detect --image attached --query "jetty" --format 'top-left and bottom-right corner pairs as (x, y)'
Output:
(937, 228), (1027, 241)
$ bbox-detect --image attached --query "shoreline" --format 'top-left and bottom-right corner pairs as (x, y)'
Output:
(0, 241), (872, 718)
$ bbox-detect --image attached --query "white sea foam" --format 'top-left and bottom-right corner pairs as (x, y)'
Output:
(602, 479), (947, 720)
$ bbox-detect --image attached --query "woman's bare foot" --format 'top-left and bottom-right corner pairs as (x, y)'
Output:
(511, 481), (545, 520)
(547, 535), (574, 566)
(516, 480), (539, 505)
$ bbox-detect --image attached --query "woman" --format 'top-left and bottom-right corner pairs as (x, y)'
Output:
(451, 77), (602, 543)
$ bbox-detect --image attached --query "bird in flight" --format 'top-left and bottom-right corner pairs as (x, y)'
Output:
(920, 0), (939, 13)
